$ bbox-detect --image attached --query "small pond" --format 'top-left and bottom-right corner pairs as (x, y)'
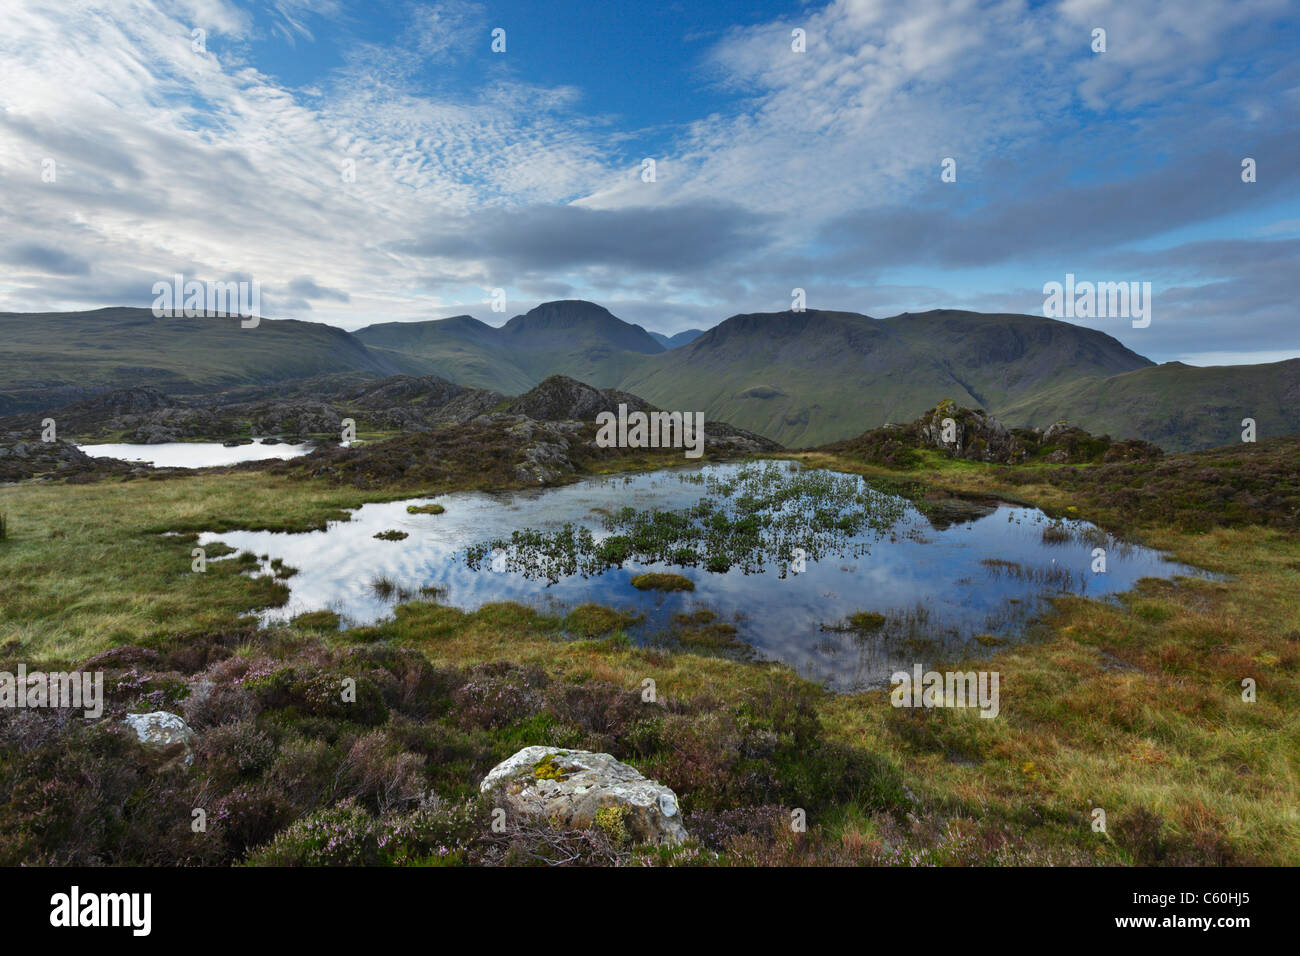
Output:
(198, 461), (1206, 691)
(79, 440), (315, 468)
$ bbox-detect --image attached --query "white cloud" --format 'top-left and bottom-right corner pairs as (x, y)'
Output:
(0, 0), (1293, 356)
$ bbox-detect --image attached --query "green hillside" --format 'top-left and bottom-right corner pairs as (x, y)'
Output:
(0, 307), (406, 397)
(998, 359), (1300, 451)
(356, 315), (534, 393)
(620, 309), (1153, 447)
(2, 301), (1294, 451)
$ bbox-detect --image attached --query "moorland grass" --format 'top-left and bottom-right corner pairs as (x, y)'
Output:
(0, 438), (1297, 864)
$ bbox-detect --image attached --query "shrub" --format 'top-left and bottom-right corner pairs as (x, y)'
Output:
(451, 662), (547, 730)
(337, 730), (426, 813)
(246, 798), (485, 866)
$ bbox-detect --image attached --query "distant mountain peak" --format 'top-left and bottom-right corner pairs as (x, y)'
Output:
(503, 300), (663, 355)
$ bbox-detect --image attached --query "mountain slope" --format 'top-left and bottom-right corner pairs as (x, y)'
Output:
(998, 359), (1300, 451)
(617, 309), (1154, 447)
(2, 301), (1293, 451)
(649, 329), (705, 349)
(0, 307), (408, 414)
(880, 310), (1153, 410)
(618, 310), (972, 446)
(501, 300), (664, 387)
(355, 315), (534, 393)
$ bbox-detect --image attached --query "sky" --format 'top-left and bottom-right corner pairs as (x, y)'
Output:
(0, 0), (1296, 365)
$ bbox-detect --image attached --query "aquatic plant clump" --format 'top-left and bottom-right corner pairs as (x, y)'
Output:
(630, 572), (695, 592)
(465, 462), (911, 582)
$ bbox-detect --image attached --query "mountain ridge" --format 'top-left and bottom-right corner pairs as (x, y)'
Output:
(1, 300), (1293, 451)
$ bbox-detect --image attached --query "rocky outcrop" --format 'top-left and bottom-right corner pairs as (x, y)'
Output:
(507, 418), (584, 484)
(696, 421), (783, 455)
(480, 746), (688, 845)
(920, 399), (1029, 463)
(219, 399), (345, 437)
(0, 437), (134, 482)
(345, 374), (468, 409)
(508, 376), (780, 456)
(505, 375), (655, 422)
(825, 400), (1162, 467)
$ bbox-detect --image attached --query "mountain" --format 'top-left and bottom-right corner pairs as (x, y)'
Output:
(354, 300), (665, 393)
(355, 314), (534, 393)
(1, 301), (1294, 451)
(649, 329), (705, 349)
(619, 309), (1153, 447)
(0, 307), (410, 415)
(501, 300), (664, 386)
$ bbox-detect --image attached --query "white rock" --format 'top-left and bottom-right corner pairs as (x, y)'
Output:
(480, 746), (689, 845)
(123, 711), (197, 768)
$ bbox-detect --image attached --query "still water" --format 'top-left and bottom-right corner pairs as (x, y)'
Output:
(79, 440), (314, 468)
(198, 461), (1204, 691)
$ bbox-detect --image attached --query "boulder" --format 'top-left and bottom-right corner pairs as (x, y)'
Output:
(123, 711), (197, 769)
(480, 745), (688, 845)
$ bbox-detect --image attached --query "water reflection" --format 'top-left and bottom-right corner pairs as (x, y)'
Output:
(199, 462), (1205, 691)
(79, 440), (314, 468)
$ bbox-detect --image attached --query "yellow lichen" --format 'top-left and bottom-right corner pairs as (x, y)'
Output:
(532, 753), (569, 781)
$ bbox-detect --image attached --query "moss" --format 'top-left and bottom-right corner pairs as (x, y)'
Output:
(595, 805), (630, 844)
(631, 572), (695, 592)
(406, 503), (445, 515)
(373, 529), (409, 541)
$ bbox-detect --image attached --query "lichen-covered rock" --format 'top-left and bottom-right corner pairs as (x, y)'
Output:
(123, 711), (197, 769)
(480, 745), (688, 845)
(0, 437), (133, 482)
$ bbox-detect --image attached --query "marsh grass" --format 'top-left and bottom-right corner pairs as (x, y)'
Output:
(370, 574), (415, 603)
(0, 472), (411, 660)
(467, 461), (908, 582)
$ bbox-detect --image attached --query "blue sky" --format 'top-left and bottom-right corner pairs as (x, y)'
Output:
(1, 0), (1297, 364)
